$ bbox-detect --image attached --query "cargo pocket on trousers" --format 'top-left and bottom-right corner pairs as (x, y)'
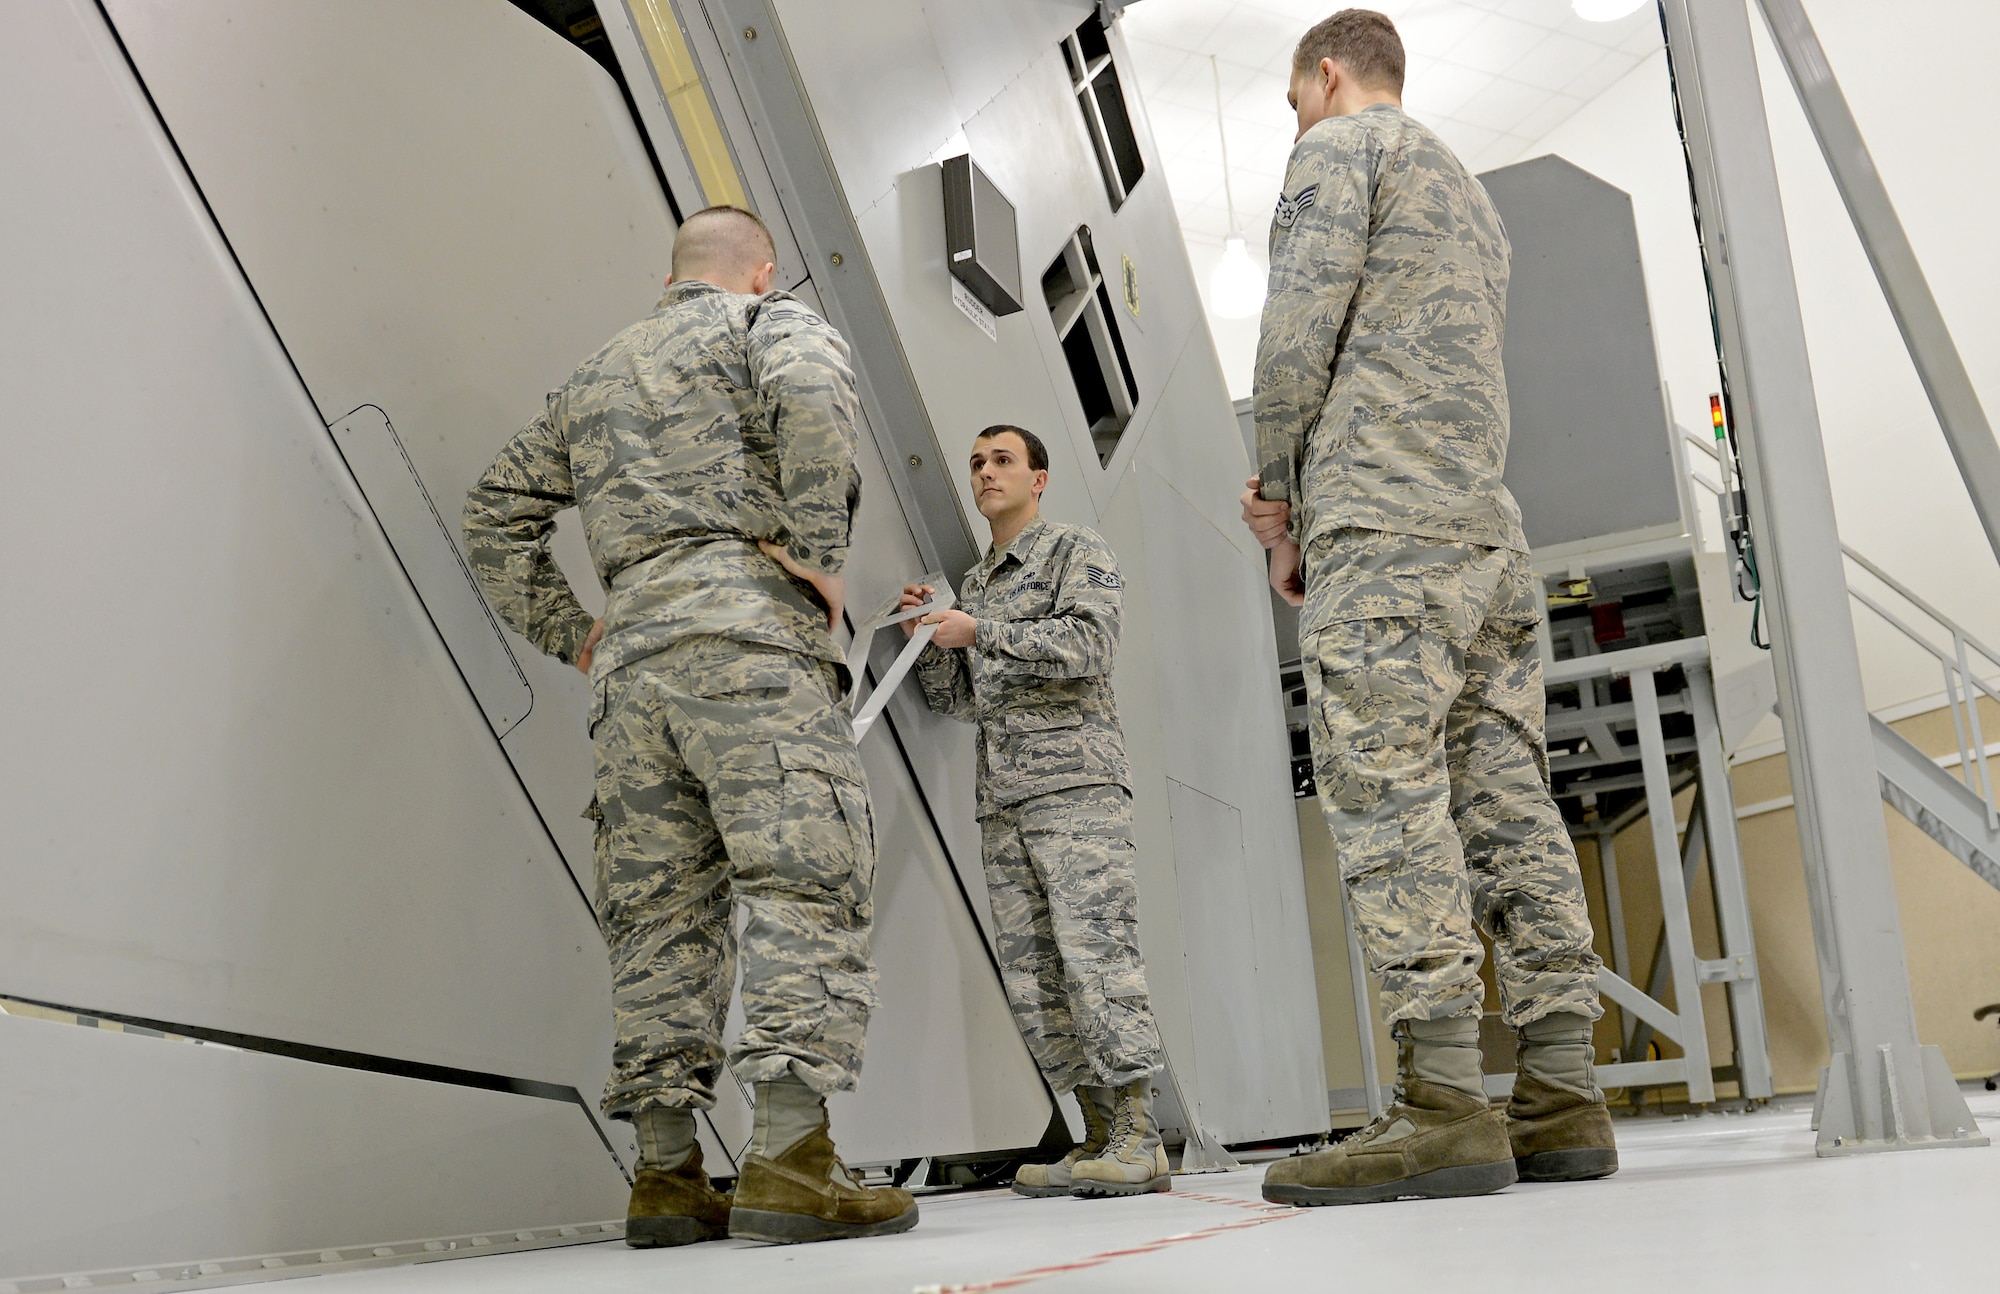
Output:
(775, 742), (876, 912)
(1304, 576), (1428, 810)
(817, 965), (878, 1060)
(1095, 963), (1157, 1052)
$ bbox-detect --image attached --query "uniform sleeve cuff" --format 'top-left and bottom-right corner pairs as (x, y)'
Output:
(972, 617), (1002, 654)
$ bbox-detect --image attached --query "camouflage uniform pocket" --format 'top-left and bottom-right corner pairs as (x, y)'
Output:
(1100, 964), (1149, 1000)
(816, 965), (878, 1058)
(1302, 576), (1436, 813)
(588, 674), (611, 738)
(774, 742), (876, 910)
(1000, 710), (1088, 776)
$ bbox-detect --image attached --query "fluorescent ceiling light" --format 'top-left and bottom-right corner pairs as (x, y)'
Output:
(1573, 0), (1648, 20)
(1209, 236), (1266, 319)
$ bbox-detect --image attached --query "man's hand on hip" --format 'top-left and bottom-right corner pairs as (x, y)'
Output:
(1240, 476), (1292, 550)
(759, 540), (846, 633)
(576, 618), (605, 675)
(1268, 537), (1305, 607)
(921, 609), (978, 649)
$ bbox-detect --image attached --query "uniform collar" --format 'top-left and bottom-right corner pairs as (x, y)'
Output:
(978, 513), (1050, 578)
(657, 279), (729, 311)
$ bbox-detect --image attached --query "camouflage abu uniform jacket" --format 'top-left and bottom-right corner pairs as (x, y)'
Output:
(1254, 103), (1526, 559)
(913, 516), (1130, 818)
(463, 280), (860, 681)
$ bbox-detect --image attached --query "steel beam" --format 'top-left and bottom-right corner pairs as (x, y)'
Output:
(1755, 0), (2000, 567)
(1631, 669), (1715, 1102)
(1687, 664), (1775, 1098)
(1659, 0), (1982, 1153)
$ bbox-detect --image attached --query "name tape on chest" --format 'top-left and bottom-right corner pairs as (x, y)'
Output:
(1274, 183), (1320, 229)
(1086, 564), (1122, 590)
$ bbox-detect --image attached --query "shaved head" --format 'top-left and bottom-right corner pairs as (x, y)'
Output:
(670, 205), (778, 292)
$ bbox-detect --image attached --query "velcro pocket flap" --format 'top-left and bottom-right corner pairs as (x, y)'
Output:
(1304, 573), (1424, 636)
(821, 966), (879, 1011)
(1003, 710), (1084, 734)
(1101, 966), (1150, 1000)
(775, 741), (866, 786)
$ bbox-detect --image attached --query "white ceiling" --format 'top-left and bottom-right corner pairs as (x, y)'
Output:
(1120, 0), (1664, 247)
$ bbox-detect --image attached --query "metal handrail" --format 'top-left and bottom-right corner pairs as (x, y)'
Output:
(1842, 547), (2000, 830)
(1843, 544), (2000, 674)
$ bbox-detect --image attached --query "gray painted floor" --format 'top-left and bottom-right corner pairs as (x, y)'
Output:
(312, 1087), (2000, 1293)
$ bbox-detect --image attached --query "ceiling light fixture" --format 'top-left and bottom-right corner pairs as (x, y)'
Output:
(1572, 0), (1649, 20)
(1206, 55), (1266, 320)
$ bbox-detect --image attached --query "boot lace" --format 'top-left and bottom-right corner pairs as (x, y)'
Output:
(1107, 1102), (1138, 1156)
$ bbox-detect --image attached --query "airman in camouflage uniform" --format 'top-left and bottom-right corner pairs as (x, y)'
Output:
(1242, 12), (1615, 1208)
(465, 206), (916, 1245)
(904, 425), (1168, 1198)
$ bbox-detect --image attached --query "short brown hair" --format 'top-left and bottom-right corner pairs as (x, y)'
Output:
(1292, 9), (1405, 94)
(670, 204), (777, 282)
(974, 424), (1048, 473)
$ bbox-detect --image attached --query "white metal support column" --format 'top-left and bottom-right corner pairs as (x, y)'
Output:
(1687, 664), (1774, 1099)
(1630, 669), (1715, 1103)
(1659, 0), (1984, 1153)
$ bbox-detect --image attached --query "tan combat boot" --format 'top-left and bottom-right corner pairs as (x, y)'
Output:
(1261, 1078), (1516, 1206)
(1506, 1011), (1618, 1181)
(730, 1116), (919, 1243)
(1014, 1086), (1114, 1198)
(1069, 1079), (1171, 1197)
(625, 1140), (734, 1248)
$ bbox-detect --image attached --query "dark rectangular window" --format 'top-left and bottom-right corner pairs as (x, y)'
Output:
(1042, 226), (1138, 466)
(1061, 18), (1145, 210)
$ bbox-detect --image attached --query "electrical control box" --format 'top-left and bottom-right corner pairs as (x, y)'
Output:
(941, 153), (1023, 316)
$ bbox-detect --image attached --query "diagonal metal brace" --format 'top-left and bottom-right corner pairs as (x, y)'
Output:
(845, 575), (954, 741)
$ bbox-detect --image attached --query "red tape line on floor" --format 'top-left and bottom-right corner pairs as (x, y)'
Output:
(914, 1194), (1304, 1294)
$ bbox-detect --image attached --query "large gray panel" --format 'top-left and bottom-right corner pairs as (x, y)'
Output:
(102, 0), (680, 896)
(332, 406), (533, 739)
(1482, 154), (1684, 550)
(0, 1013), (625, 1282)
(0, 0), (609, 1091)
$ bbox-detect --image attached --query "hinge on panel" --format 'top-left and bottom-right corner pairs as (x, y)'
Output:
(1697, 953), (1756, 984)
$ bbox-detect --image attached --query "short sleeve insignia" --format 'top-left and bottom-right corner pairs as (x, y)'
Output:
(1274, 183), (1319, 229)
(1086, 565), (1122, 590)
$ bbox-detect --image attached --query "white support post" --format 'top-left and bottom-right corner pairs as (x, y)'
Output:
(1595, 829), (1635, 1054)
(1630, 668), (1715, 1103)
(1660, 0), (1984, 1152)
(1336, 879), (1385, 1121)
(1687, 664), (1775, 1099)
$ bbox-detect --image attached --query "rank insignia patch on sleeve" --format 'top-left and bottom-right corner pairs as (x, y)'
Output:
(1274, 183), (1319, 229)
(1086, 565), (1122, 589)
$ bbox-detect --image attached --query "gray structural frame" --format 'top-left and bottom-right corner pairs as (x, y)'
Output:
(1755, 0), (2000, 570)
(1659, 0), (1984, 1154)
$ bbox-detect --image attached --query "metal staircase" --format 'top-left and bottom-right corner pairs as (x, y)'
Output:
(1873, 718), (2000, 892)
(1847, 546), (2000, 894)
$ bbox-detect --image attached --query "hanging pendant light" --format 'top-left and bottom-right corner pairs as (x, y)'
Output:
(1210, 236), (1267, 319)
(1572, 0), (1648, 20)
(1205, 55), (1267, 320)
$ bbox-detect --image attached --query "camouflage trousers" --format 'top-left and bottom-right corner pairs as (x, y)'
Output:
(589, 636), (877, 1119)
(980, 783), (1164, 1093)
(1300, 528), (1601, 1029)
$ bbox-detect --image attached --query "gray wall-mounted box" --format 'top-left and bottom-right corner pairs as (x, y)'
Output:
(942, 153), (1023, 316)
